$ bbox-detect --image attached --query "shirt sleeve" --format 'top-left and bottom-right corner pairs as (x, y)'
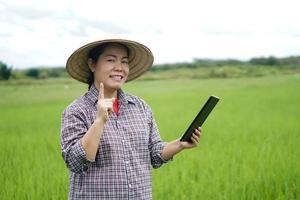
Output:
(60, 106), (94, 174)
(145, 103), (173, 169)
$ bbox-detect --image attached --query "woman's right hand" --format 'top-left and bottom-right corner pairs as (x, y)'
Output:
(96, 82), (114, 122)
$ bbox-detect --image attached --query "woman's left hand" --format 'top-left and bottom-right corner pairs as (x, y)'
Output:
(161, 127), (203, 160)
(180, 127), (202, 149)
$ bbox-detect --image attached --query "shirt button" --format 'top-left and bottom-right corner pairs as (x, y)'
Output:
(125, 160), (129, 164)
(122, 139), (125, 143)
(129, 184), (132, 188)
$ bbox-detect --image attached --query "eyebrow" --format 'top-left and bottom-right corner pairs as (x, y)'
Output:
(104, 54), (129, 59)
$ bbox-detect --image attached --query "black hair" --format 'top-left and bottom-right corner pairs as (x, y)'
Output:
(86, 42), (130, 90)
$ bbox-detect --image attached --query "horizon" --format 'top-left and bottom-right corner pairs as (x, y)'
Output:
(6, 54), (300, 70)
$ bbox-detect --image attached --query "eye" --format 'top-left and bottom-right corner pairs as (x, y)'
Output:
(122, 60), (129, 64)
(107, 58), (115, 63)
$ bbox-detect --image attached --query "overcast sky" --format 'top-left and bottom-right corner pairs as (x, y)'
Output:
(1, 0), (300, 69)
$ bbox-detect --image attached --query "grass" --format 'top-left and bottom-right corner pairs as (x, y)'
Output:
(0, 74), (299, 199)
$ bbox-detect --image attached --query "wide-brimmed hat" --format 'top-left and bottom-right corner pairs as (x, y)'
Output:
(66, 38), (154, 83)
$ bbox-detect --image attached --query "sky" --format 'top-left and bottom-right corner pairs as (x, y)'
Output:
(1, 0), (300, 69)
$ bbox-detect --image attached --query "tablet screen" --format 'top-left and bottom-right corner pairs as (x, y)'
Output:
(180, 95), (220, 142)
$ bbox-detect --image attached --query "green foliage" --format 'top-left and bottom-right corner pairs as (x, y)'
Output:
(26, 68), (40, 78)
(2, 55), (300, 81)
(47, 67), (68, 78)
(250, 56), (279, 66)
(249, 55), (300, 67)
(13, 67), (69, 80)
(151, 55), (300, 70)
(138, 64), (300, 81)
(193, 58), (244, 67)
(144, 55), (300, 80)
(0, 61), (12, 80)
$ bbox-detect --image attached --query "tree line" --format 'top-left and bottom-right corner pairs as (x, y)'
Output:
(1, 55), (300, 81)
(150, 55), (300, 72)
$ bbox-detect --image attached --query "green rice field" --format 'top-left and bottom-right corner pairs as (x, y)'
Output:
(0, 74), (299, 199)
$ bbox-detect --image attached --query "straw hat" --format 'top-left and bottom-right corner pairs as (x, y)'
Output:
(66, 38), (154, 83)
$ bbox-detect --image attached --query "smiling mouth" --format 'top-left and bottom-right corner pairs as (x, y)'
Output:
(110, 75), (124, 81)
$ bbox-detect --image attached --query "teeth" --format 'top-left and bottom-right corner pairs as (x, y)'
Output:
(111, 75), (122, 80)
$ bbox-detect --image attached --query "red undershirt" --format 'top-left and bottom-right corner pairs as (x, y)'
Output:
(113, 98), (119, 116)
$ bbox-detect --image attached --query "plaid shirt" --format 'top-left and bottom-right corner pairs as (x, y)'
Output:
(61, 84), (169, 200)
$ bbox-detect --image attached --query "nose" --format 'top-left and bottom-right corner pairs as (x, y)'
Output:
(114, 60), (123, 71)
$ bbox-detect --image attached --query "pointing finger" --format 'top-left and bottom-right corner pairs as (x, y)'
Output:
(99, 82), (104, 100)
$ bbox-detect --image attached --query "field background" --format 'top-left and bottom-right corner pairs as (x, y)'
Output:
(0, 74), (299, 199)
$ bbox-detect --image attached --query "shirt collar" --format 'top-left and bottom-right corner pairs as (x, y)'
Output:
(118, 89), (136, 105)
(87, 84), (136, 105)
(87, 84), (99, 105)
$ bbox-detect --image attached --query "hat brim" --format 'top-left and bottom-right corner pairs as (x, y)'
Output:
(66, 39), (154, 83)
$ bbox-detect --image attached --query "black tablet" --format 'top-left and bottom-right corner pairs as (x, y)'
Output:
(180, 95), (220, 142)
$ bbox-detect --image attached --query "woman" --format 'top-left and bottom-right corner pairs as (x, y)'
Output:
(61, 38), (202, 199)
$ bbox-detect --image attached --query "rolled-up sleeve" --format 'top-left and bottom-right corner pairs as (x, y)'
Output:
(146, 105), (173, 169)
(60, 106), (94, 174)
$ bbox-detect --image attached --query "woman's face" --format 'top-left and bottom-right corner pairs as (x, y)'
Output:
(90, 43), (129, 92)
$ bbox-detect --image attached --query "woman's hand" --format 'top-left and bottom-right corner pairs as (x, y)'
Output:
(96, 82), (114, 122)
(180, 127), (202, 149)
(161, 127), (203, 160)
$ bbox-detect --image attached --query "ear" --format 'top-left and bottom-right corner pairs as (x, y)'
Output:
(88, 58), (96, 72)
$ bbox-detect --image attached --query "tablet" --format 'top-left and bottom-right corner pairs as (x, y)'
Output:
(180, 95), (220, 142)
